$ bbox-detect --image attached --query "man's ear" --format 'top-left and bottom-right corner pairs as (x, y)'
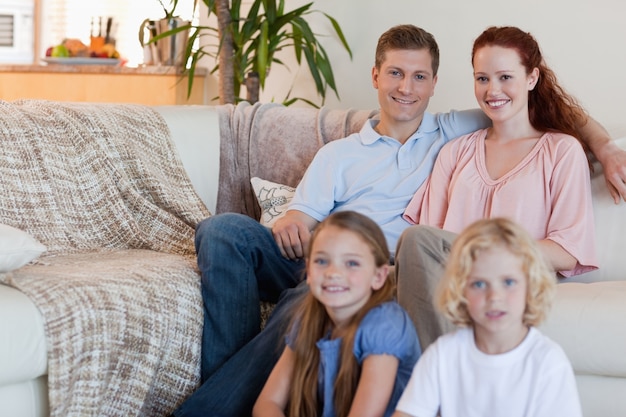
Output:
(430, 74), (439, 97)
(371, 264), (389, 290)
(372, 66), (379, 89)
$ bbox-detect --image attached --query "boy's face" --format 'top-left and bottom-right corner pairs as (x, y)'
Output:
(372, 48), (438, 132)
(463, 246), (528, 353)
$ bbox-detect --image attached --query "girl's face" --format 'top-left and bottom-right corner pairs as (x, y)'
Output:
(306, 225), (388, 329)
(463, 245), (528, 354)
(472, 45), (538, 126)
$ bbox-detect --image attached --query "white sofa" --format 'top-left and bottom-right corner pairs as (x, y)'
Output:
(0, 101), (624, 417)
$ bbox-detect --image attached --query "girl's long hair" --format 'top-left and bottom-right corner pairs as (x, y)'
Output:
(472, 26), (588, 147)
(286, 211), (395, 417)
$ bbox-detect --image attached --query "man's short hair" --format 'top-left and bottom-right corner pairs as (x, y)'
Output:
(375, 24), (440, 76)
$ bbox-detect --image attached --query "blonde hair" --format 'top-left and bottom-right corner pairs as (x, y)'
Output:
(436, 218), (556, 328)
(287, 211), (394, 417)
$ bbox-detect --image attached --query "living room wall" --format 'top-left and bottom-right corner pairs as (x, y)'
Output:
(253, 0), (626, 137)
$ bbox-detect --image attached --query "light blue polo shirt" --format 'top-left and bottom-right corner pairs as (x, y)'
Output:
(288, 109), (490, 255)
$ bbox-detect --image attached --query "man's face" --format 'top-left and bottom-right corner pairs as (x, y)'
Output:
(372, 48), (438, 130)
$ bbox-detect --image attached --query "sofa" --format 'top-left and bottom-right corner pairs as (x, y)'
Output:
(0, 100), (624, 417)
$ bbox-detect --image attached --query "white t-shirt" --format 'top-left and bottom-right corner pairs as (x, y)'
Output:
(396, 327), (582, 417)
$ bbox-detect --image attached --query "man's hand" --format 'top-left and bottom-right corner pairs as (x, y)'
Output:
(272, 210), (319, 260)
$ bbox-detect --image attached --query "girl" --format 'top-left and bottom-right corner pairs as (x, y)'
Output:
(394, 218), (583, 417)
(253, 211), (420, 417)
(398, 26), (598, 350)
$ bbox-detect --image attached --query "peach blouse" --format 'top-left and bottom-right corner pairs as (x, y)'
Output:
(403, 129), (598, 277)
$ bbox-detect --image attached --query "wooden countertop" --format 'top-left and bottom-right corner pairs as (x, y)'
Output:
(0, 64), (209, 105)
(0, 64), (207, 76)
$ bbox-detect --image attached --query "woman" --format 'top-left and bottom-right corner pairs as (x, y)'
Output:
(396, 26), (598, 351)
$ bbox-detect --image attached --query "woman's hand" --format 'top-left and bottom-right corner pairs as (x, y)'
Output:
(577, 116), (626, 203)
(595, 141), (626, 203)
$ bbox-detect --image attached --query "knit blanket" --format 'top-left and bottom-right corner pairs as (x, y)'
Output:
(213, 102), (377, 217)
(0, 100), (210, 416)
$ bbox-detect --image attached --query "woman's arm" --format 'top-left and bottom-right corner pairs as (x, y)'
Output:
(252, 347), (294, 417)
(347, 354), (400, 417)
(536, 239), (576, 274)
(578, 116), (626, 203)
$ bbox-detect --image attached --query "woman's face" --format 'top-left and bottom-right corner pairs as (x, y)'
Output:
(472, 45), (538, 125)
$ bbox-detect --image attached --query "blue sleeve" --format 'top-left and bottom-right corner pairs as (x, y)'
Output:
(353, 302), (421, 362)
(436, 109), (491, 143)
(288, 140), (340, 221)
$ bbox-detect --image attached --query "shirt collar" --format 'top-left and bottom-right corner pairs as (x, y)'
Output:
(360, 112), (438, 145)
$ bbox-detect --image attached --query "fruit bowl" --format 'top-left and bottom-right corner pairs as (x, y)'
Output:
(42, 57), (121, 66)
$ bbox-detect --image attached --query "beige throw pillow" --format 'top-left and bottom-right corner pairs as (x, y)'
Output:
(250, 177), (296, 228)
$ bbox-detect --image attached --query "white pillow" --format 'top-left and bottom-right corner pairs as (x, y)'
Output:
(0, 224), (47, 273)
(250, 177), (296, 228)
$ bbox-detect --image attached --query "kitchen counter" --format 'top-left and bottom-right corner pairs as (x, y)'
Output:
(0, 64), (208, 105)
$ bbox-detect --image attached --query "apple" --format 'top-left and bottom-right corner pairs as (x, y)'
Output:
(45, 46), (53, 57)
(51, 44), (70, 58)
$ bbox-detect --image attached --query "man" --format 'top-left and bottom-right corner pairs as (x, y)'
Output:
(173, 24), (626, 417)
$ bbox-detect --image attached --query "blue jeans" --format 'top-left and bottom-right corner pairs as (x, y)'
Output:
(172, 213), (306, 417)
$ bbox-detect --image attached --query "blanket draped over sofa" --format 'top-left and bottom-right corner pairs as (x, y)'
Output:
(0, 100), (210, 416)
(0, 99), (378, 416)
(212, 102), (378, 218)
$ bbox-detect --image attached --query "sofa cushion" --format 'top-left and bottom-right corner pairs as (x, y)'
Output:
(571, 137), (626, 283)
(0, 224), (46, 273)
(250, 177), (296, 227)
(155, 106), (220, 215)
(540, 281), (626, 378)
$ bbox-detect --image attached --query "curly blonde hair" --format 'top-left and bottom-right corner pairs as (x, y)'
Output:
(436, 218), (556, 328)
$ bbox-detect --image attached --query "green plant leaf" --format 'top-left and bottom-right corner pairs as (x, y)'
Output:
(184, 0), (352, 105)
(257, 20), (269, 86)
(323, 13), (353, 59)
(263, 0), (276, 24)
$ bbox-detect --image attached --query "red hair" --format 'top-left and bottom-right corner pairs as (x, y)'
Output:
(472, 26), (588, 146)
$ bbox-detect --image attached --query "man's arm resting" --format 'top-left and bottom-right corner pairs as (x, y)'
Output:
(578, 116), (626, 203)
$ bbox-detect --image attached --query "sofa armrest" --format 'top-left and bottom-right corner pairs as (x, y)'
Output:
(0, 285), (47, 385)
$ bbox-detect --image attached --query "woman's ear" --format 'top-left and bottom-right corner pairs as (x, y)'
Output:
(528, 67), (540, 90)
(371, 264), (390, 290)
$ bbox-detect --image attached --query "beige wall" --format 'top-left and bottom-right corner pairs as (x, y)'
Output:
(248, 0), (626, 137)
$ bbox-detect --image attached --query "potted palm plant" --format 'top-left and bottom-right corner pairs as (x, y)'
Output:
(161, 0), (352, 105)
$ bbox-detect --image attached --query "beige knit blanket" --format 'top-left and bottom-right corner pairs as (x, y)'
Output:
(0, 100), (210, 416)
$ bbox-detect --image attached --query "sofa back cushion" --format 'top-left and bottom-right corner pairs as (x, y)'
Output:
(214, 102), (376, 219)
(571, 137), (626, 282)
